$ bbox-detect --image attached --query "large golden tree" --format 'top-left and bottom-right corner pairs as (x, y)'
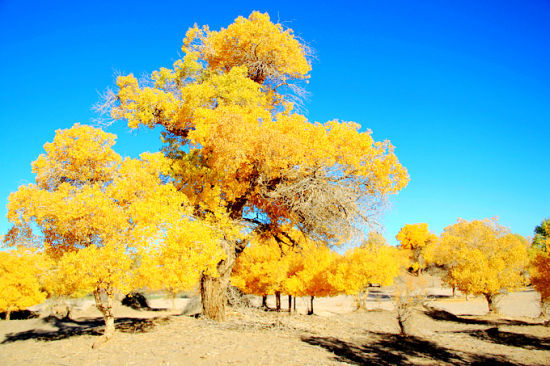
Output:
(107, 12), (409, 320)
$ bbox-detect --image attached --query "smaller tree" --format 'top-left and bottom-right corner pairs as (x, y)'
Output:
(533, 219), (550, 252)
(396, 223), (438, 274)
(530, 251), (550, 318)
(0, 249), (46, 320)
(231, 237), (289, 309)
(330, 241), (405, 309)
(438, 218), (529, 314)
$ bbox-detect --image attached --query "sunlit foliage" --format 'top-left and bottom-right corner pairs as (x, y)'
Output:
(5, 124), (224, 342)
(0, 249), (46, 320)
(396, 223), (438, 274)
(434, 218), (529, 313)
(107, 11), (409, 320)
(533, 218), (550, 252)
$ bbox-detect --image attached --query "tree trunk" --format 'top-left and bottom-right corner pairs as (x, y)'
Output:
(293, 296), (296, 312)
(452, 286), (456, 298)
(485, 294), (498, 314)
(540, 298), (548, 319)
(92, 286), (115, 348)
(354, 294), (361, 310)
(308, 296), (315, 315)
(262, 295), (268, 309)
(288, 295), (292, 313)
(200, 240), (237, 321)
(275, 291), (281, 311)
(171, 293), (177, 311)
(6, 309), (11, 321)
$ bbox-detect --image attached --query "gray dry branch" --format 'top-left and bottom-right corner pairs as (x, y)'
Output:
(262, 168), (386, 244)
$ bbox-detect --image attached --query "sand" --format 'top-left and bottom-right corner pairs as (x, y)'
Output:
(1, 286), (549, 365)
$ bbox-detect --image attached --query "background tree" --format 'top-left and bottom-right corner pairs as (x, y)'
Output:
(396, 223), (438, 274)
(437, 218), (529, 314)
(330, 242), (404, 309)
(530, 251), (550, 318)
(0, 249), (46, 320)
(5, 124), (223, 345)
(231, 237), (289, 310)
(533, 218), (550, 252)
(106, 11), (409, 320)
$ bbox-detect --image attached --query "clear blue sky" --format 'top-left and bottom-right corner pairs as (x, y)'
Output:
(1, 0), (548, 245)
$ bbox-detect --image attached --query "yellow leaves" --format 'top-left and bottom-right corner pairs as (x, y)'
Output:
(530, 251), (550, 301)
(6, 124), (230, 303)
(0, 249), (46, 314)
(331, 244), (405, 295)
(202, 12), (311, 84)
(436, 218), (529, 297)
(396, 223), (437, 251)
(32, 123), (121, 190)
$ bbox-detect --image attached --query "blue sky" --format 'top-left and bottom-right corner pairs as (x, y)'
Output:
(1, 0), (548, 245)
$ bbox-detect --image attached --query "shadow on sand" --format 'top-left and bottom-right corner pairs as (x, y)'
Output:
(455, 327), (550, 351)
(302, 333), (516, 366)
(1, 315), (170, 344)
(423, 306), (542, 327)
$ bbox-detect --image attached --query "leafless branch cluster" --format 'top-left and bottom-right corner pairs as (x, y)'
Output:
(261, 169), (386, 244)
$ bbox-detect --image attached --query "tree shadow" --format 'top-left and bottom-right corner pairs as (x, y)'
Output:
(0, 310), (40, 320)
(302, 333), (516, 365)
(457, 327), (550, 351)
(424, 307), (541, 326)
(1, 315), (170, 344)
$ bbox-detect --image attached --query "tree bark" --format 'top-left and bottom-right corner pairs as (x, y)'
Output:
(308, 296), (315, 315)
(6, 309), (11, 321)
(288, 295), (292, 313)
(540, 298), (548, 319)
(275, 291), (281, 311)
(92, 286), (115, 348)
(200, 239), (237, 321)
(262, 295), (268, 309)
(485, 293), (498, 314)
(293, 296), (296, 312)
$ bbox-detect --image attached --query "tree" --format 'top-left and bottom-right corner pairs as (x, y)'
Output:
(330, 242), (405, 309)
(396, 223), (438, 274)
(291, 244), (340, 315)
(0, 249), (46, 320)
(436, 218), (529, 314)
(5, 124), (223, 345)
(106, 11), (409, 320)
(533, 219), (550, 252)
(530, 251), (550, 318)
(231, 237), (289, 307)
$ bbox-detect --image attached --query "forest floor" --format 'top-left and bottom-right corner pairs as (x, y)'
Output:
(1, 283), (549, 365)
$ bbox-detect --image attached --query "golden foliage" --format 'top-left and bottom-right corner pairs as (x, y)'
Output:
(331, 244), (405, 296)
(0, 249), (46, 319)
(110, 11), (409, 246)
(5, 124), (226, 331)
(396, 223), (438, 273)
(434, 218), (529, 305)
(530, 251), (550, 302)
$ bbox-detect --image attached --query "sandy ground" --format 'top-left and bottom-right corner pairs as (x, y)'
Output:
(1, 286), (549, 365)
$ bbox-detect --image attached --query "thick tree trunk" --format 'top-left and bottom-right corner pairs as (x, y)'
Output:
(288, 295), (292, 312)
(92, 286), (115, 348)
(262, 295), (268, 309)
(275, 291), (281, 311)
(485, 294), (498, 314)
(308, 296), (315, 315)
(200, 240), (237, 321)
